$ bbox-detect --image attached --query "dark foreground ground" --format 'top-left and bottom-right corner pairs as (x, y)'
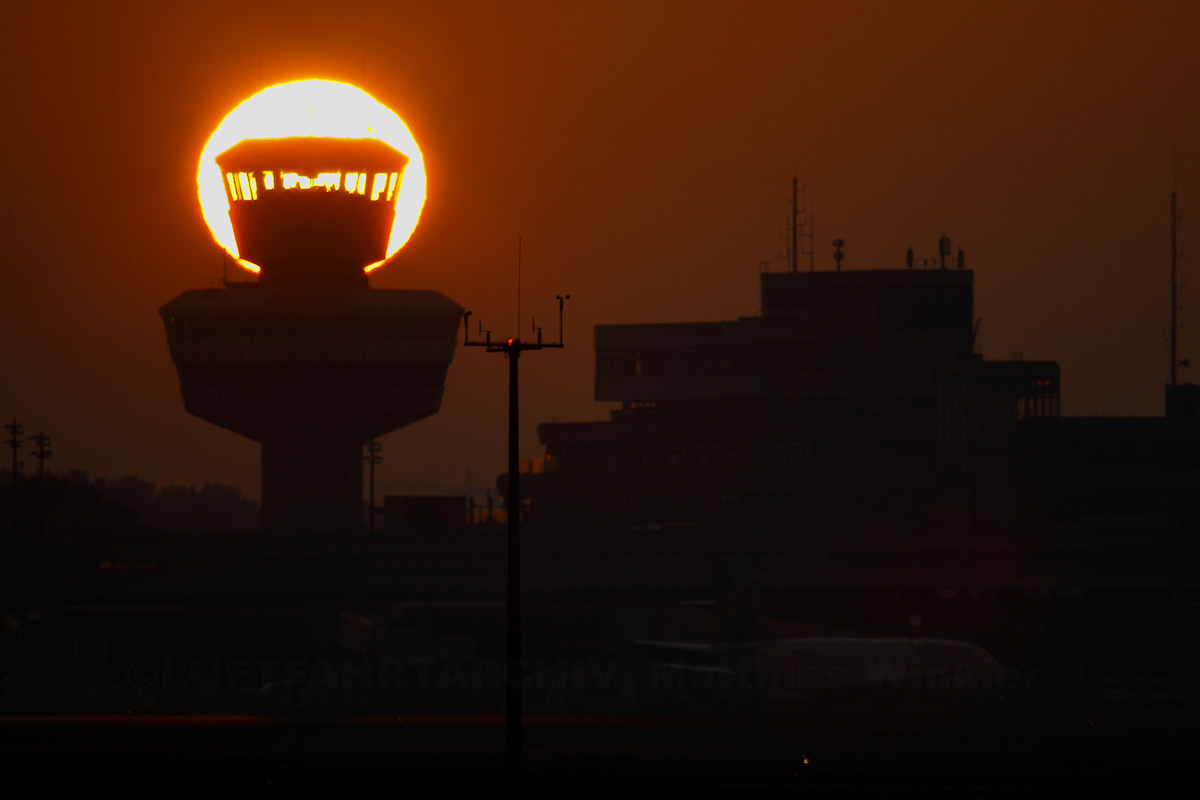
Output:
(2, 707), (1196, 796)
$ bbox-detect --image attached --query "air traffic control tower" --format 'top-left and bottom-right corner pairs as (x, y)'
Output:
(160, 125), (462, 531)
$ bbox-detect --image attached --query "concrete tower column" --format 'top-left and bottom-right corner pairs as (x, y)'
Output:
(261, 438), (365, 531)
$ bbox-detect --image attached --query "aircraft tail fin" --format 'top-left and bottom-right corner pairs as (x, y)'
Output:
(712, 557), (760, 643)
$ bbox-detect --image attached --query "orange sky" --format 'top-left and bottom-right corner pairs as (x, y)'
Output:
(2, 1), (1198, 500)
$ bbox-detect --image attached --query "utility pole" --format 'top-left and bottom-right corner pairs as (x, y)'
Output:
(463, 291), (568, 784)
(4, 417), (24, 579)
(365, 438), (382, 532)
(808, 211), (815, 272)
(29, 433), (51, 573)
(335, 416), (350, 598)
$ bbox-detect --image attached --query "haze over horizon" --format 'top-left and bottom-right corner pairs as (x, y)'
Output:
(2, 0), (1198, 501)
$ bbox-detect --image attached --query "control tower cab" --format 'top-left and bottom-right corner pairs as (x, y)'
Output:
(217, 136), (409, 289)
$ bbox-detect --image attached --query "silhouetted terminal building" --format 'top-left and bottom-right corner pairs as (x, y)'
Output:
(161, 137), (462, 530)
(12, 254), (1195, 707)
(1029, 390), (1200, 531)
(518, 267), (1061, 531)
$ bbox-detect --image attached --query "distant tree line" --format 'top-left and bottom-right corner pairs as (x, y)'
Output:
(1, 469), (259, 533)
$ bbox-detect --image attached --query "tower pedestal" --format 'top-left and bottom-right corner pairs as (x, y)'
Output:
(261, 438), (364, 531)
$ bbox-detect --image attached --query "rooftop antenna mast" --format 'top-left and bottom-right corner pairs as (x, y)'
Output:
(1170, 150), (1188, 387)
(791, 178), (800, 272)
(778, 178), (813, 272)
(462, 244), (569, 787)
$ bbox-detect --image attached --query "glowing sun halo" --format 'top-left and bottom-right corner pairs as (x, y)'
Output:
(197, 80), (425, 274)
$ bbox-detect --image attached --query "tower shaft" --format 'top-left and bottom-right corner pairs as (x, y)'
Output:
(262, 438), (363, 531)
